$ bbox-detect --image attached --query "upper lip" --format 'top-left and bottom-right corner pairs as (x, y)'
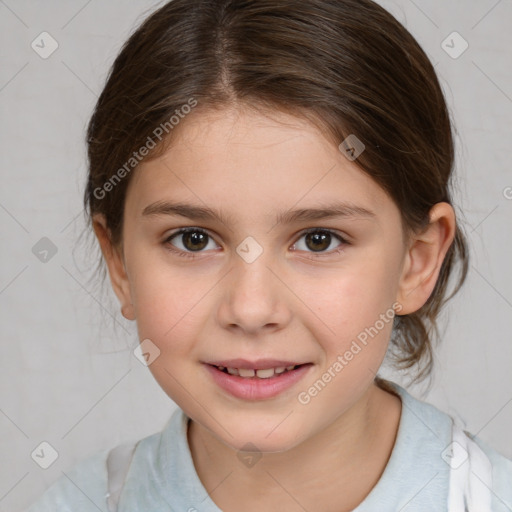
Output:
(205, 359), (309, 370)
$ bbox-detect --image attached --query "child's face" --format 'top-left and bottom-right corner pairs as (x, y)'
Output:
(117, 106), (409, 451)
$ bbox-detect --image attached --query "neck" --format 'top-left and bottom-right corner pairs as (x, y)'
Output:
(187, 381), (401, 512)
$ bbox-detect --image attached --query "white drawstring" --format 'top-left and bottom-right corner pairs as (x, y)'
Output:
(447, 420), (493, 512)
(105, 441), (139, 512)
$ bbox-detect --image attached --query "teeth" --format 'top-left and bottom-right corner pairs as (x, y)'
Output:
(221, 365), (298, 378)
(255, 368), (275, 379)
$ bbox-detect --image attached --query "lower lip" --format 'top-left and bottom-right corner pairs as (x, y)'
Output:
(204, 363), (313, 400)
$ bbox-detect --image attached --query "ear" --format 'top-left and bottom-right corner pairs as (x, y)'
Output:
(92, 214), (135, 321)
(396, 202), (456, 315)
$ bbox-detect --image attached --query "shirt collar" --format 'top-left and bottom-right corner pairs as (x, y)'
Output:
(147, 378), (452, 511)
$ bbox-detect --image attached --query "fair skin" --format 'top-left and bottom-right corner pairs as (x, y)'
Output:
(94, 105), (455, 511)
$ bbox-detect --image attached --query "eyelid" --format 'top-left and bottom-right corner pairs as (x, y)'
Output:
(164, 226), (219, 245)
(163, 227), (220, 260)
(298, 227), (348, 241)
(291, 227), (349, 254)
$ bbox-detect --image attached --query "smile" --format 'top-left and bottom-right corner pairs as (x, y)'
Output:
(204, 363), (313, 400)
(215, 365), (299, 379)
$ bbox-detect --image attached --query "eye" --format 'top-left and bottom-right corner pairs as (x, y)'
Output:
(291, 228), (348, 256)
(164, 228), (219, 257)
(164, 227), (348, 259)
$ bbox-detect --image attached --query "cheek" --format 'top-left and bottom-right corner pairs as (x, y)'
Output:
(305, 257), (400, 331)
(298, 255), (400, 365)
(127, 254), (207, 351)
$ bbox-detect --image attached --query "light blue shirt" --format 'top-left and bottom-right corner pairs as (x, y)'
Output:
(26, 380), (512, 511)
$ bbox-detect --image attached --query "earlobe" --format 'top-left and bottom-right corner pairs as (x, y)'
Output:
(92, 214), (135, 321)
(396, 202), (456, 315)
(121, 303), (135, 320)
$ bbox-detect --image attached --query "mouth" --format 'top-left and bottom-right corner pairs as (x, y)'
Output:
(210, 363), (307, 379)
(203, 362), (313, 400)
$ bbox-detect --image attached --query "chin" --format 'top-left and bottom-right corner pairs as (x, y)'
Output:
(218, 423), (306, 454)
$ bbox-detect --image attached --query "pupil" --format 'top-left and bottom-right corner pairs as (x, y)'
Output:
(306, 231), (330, 252)
(184, 231), (208, 251)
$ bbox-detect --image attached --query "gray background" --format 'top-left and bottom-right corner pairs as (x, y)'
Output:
(1, 1), (511, 510)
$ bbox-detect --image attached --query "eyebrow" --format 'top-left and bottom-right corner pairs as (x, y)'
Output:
(141, 200), (376, 225)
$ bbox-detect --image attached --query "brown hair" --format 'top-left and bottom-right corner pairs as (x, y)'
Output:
(84, 0), (469, 383)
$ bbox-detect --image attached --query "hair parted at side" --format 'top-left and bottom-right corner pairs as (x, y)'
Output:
(84, 0), (469, 383)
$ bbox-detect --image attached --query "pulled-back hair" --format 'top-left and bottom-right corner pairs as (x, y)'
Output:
(84, 0), (469, 383)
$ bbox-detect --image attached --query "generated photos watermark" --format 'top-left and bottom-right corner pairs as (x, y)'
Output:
(297, 302), (403, 405)
(93, 97), (198, 200)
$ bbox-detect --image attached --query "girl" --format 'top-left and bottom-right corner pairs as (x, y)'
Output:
(27, 0), (512, 511)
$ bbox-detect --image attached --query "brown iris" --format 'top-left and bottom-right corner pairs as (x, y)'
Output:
(305, 231), (331, 252)
(182, 231), (209, 251)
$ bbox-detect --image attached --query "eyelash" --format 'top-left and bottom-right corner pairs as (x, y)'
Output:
(163, 227), (349, 260)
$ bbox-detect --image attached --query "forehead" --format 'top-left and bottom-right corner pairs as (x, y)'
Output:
(125, 106), (396, 224)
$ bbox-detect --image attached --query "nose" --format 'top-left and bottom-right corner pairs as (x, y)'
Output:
(216, 249), (293, 336)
